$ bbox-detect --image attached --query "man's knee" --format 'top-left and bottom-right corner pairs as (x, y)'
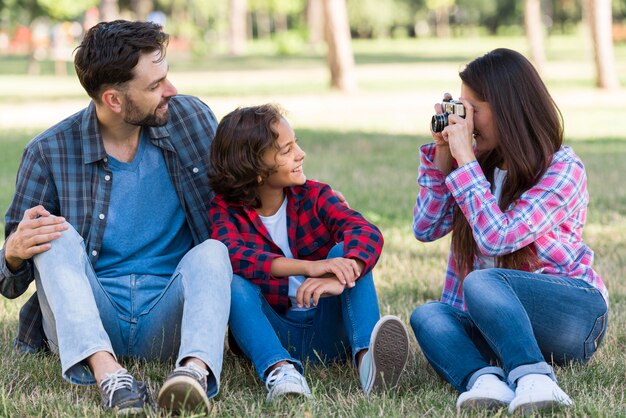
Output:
(181, 239), (233, 280)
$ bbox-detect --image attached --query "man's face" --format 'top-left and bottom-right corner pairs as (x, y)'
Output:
(120, 50), (177, 127)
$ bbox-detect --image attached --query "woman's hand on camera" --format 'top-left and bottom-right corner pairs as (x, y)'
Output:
(442, 98), (476, 167)
(431, 100), (454, 175)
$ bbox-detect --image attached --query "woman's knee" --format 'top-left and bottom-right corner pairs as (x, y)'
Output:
(410, 302), (457, 338)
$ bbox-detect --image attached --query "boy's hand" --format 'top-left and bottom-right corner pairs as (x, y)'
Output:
(296, 276), (345, 308)
(307, 258), (360, 288)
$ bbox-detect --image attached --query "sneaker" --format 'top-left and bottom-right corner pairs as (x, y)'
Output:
(456, 374), (515, 411)
(265, 363), (312, 402)
(508, 373), (573, 415)
(359, 315), (409, 395)
(157, 362), (211, 414)
(99, 368), (148, 415)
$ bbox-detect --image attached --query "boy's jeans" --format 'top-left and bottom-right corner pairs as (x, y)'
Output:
(410, 268), (608, 392)
(34, 224), (232, 398)
(228, 243), (381, 380)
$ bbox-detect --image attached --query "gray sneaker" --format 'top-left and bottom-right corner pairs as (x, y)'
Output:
(157, 362), (211, 414)
(359, 315), (409, 395)
(265, 363), (312, 402)
(99, 368), (148, 415)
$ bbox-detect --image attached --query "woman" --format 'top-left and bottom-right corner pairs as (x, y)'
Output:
(410, 48), (608, 414)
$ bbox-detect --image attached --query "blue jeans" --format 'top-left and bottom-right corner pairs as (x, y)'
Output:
(33, 224), (232, 398)
(228, 244), (381, 381)
(410, 268), (608, 392)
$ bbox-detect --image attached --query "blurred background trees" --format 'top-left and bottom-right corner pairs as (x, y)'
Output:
(0, 0), (622, 89)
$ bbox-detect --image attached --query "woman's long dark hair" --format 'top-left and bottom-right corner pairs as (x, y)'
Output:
(208, 104), (284, 208)
(452, 48), (563, 278)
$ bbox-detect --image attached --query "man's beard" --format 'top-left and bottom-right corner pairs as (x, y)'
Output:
(122, 94), (170, 127)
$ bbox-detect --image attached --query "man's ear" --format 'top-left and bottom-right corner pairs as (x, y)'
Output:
(100, 88), (123, 114)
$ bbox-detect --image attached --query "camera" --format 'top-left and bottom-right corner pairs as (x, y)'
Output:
(431, 97), (465, 133)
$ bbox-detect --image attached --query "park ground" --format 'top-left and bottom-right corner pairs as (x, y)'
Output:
(0, 35), (625, 417)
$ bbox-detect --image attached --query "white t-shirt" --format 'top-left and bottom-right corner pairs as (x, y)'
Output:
(476, 167), (507, 270)
(259, 197), (314, 311)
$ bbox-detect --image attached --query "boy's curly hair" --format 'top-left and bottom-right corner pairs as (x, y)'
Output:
(209, 104), (285, 208)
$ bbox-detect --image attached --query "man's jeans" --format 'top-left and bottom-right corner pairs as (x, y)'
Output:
(228, 243), (381, 381)
(410, 268), (608, 393)
(33, 224), (232, 398)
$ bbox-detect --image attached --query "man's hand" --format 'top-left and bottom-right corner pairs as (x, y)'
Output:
(306, 258), (360, 288)
(4, 205), (68, 272)
(296, 276), (345, 308)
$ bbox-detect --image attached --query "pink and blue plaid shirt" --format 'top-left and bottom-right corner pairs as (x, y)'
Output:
(413, 143), (608, 311)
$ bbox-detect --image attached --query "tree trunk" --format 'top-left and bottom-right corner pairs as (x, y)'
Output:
(229, 0), (248, 56)
(435, 7), (450, 38)
(131, 0), (153, 21)
(584, 0), (619, 89)
(275, 14), (288, 33)
(307, 0), (325, 47)
(524, 0), (546, 74)
(322, 0), (357, 92)
(99, 0), (119, 22)
(256, 11), (272, 39)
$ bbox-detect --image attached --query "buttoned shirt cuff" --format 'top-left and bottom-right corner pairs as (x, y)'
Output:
(445, 159), (486, 200)
(0, 248), (33, 296)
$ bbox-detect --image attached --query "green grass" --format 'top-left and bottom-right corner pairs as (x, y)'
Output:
(1, 35), (625, 417)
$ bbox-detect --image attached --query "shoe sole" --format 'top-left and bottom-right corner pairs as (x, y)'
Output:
(114, 405), (146, 416)
(510, 399), (570, 416)
(457, 397), (509, 411)
(367, 315), (409, 395)
(157, 375), (211, 414)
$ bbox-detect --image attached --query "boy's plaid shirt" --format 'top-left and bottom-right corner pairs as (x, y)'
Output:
(412, 143), (608, 310)
(210, 180), (384, 313)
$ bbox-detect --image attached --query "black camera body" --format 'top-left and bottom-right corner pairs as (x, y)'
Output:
(431, 99), (466, 133)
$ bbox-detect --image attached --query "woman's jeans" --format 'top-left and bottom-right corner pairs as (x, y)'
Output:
(410, 268), (608, 393)
(33, 224), (232, 398)
(228, 243), (381, 381)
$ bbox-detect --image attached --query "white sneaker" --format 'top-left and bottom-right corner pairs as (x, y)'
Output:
(265, 363), (312, 402)
(508, 373), (573, 415)
(359, 315), (409, 396)
(456, 374), (515, 411)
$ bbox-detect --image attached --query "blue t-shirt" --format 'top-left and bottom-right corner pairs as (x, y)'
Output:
(95, 130), (193, 278)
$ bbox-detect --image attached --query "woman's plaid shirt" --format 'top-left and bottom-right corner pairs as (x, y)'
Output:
(412, 143), (608, 311)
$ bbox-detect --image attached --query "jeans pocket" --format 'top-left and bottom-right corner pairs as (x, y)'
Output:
(584, 311), (608, 361)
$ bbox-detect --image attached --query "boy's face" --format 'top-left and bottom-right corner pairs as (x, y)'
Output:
(261, 117), (307, 190)
(119, 50), (178, 127)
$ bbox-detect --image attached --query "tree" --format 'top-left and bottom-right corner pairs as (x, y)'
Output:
(583, 0), (619, 88)
(322, 0), (356, 92)
(131, 0), (153, 21)
(307, 0), (324, 47)
(99, 0), (119, 21)
(229, 0), (247, 55)
(524, 0), (546, 74)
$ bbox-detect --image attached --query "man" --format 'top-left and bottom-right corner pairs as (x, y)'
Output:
(0, 20), (231, 414)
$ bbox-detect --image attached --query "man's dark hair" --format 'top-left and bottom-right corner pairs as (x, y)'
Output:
(209, 104), (284, 208)
(74, 20), (169, 100)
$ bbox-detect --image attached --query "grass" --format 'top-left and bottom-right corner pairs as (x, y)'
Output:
(1, 34), (625, 417)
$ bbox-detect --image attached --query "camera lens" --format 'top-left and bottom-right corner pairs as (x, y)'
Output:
(431, 113), (448, 133)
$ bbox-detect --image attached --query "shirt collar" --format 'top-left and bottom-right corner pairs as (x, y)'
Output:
(80, 101), (174, 164)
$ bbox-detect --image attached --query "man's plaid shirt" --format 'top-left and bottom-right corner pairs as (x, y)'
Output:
(0, 95), (217, 351)
(209, 180), (384, 314)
